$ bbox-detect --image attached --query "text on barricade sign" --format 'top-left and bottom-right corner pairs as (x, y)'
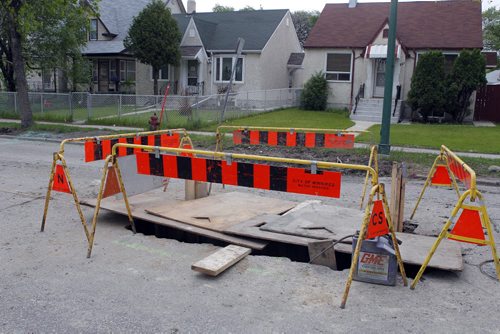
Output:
(366, 200), (389, 239)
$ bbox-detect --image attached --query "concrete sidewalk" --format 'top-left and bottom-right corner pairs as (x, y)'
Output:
(1, 118), (499, 160)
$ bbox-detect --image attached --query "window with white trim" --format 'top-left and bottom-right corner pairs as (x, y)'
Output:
(214, 56), (244, 83)
(151, 65), (169, 80)
(325, 53), (352, 81)
(89, 19), (98, 41)
(119, 60), (136, 82)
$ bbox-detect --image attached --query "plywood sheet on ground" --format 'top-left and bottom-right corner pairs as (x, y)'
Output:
(145, 192), (296, 233)
(80, 189), (268, 250)
(227, 204), (463, 271)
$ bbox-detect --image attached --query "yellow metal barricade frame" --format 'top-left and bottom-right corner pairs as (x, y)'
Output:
(89, 143), (406, 308)
(410, 145), (500, 288)
(40, 128), (190, 257)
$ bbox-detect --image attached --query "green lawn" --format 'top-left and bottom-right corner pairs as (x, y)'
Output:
(358, 124), (500, 154)
(201, 108), (354, 131)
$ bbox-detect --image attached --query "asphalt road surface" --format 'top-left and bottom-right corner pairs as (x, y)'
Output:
(1, 137), (499, 333)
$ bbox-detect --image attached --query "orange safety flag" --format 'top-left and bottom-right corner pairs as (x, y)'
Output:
(431, 165), (452, 186)
(449, 209), (486, 245)
(102, 166), (121, 198)
(366, 200), (389, 239)
(52, 164), (71, 193)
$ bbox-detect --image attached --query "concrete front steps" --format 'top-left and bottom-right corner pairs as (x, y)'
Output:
(350, 98), (401, 123)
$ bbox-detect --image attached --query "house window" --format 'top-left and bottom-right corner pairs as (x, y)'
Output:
(109, 61), (118, 82)
(90, 19), (98, 41)
(92, 60), (98, 83)
(214, 56), (244, 83)
(119, 60), (136, 82)
(326, 53), (352, 81)
(151, 65), (169, 80)
(383, 29), (389, 38)
(443, 54), (458, 74)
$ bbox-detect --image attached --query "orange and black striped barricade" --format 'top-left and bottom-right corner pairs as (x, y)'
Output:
(215, 125), (377, 209)
(410, 145), (500, 288)
(40, 128), (189, 256)
(88, 143), (406, 308)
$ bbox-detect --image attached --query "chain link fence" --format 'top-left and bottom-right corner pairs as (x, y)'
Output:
(0, 88), (302, 127)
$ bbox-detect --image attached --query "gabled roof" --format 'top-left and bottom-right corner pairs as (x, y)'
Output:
(305, 0), (482, 50)
(174, 10), (289, 51)
(83, 0), (185, 55)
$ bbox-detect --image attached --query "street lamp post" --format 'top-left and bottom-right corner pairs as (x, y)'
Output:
(379, 0), (398, 155)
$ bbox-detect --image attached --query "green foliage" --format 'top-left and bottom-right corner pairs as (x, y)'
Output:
(239, 6), (255, 11)
(446, 49), (486, 123)
(407, 51), (447, 121)
(300, 72), (329, 111)
(291, 11), (320, 46)
(124, 0), (181, 95)
(212, 4), (234, 12)
(483, 8), (500, 51)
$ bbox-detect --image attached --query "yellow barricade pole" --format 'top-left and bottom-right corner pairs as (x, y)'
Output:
(410, 145), (500, 287)
(40, 128), (190, 252)
(340, 183), (407, 308)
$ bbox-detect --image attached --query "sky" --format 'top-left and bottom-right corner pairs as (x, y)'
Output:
(194, 0), (500, 13)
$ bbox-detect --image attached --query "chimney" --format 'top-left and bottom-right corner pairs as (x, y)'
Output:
(187, 0), (196, 14)
(348, 0), (357, 8)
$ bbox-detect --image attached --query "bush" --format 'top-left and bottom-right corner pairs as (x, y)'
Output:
(407, 51), (447, 121)
(300, 72), (328, 110)
(446, 49), (486, 123)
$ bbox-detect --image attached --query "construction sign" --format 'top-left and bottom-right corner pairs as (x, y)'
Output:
(84, 133), (180, 162)
(135, 152), (342, 198)
(52, 164), (71, 193)
(233, 130), (355, 149)
(102, 166), (121, 198)
(366, 200), (389, 239)
(411, 145), (500, 288)
(449, 209), (486, 245)
(430, 165), (452, 186)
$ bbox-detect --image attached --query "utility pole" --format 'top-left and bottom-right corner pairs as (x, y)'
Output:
(379, 0), (398, 155)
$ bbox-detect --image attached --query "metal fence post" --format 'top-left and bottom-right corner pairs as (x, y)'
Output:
(40, 94), (44, 114)
(87, 93), (91, 120)
(68, 92), (72, 122)
(247, 91), (249, 111)
(118, 94), (122, 118)
(14, 92), (17, 115)
(264, 90), (267, 111)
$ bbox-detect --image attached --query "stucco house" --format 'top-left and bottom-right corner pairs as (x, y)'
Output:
(299, 0), (483, 122)
(83, 0), (302, 95)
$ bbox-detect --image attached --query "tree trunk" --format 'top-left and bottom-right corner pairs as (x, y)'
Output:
(0, 39), (16, 91)
(8, 7), (32, 128)
(153, 67), (159, 95)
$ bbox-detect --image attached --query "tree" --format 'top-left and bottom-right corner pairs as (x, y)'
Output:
(300, 72), (328, 110)
(446, 49), (486, 123)
(239, 6), (255, 11)
(407, 51), (447, 121)
(292, 11), (320, 47)
(483, 7), (500, 51)
(124, 0), (181, 95)
(0, 0), (92, 128)
(212, 4), (234, 12)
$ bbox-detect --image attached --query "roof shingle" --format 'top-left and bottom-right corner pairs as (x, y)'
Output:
(304, 0), (483, 49)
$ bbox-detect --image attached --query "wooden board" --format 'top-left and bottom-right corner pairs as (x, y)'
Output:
(308, 240), (337, 270)
(192, 245), (251, 276)
(80, 189), (268, 250)
(227, 205), (463, 271)
(145, 192), (296, 233)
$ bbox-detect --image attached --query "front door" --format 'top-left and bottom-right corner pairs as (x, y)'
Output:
(187, 60), (199, 94)
(98, 60), (109, 93)
(373, 59), (386, 97)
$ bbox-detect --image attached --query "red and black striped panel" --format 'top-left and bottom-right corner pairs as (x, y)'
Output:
(84, 133), (181, 162)
(136, 152), (342, 198)
(447, 157), (472, 189)
(233, 130), (355, 149)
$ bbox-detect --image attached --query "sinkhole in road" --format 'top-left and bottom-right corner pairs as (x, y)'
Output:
(127, 219), (421, 277)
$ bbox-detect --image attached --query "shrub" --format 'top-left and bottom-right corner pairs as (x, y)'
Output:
(407, 51), (447, 121)
(300, 72), (328, 110)
(446, 49), (486, 123)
